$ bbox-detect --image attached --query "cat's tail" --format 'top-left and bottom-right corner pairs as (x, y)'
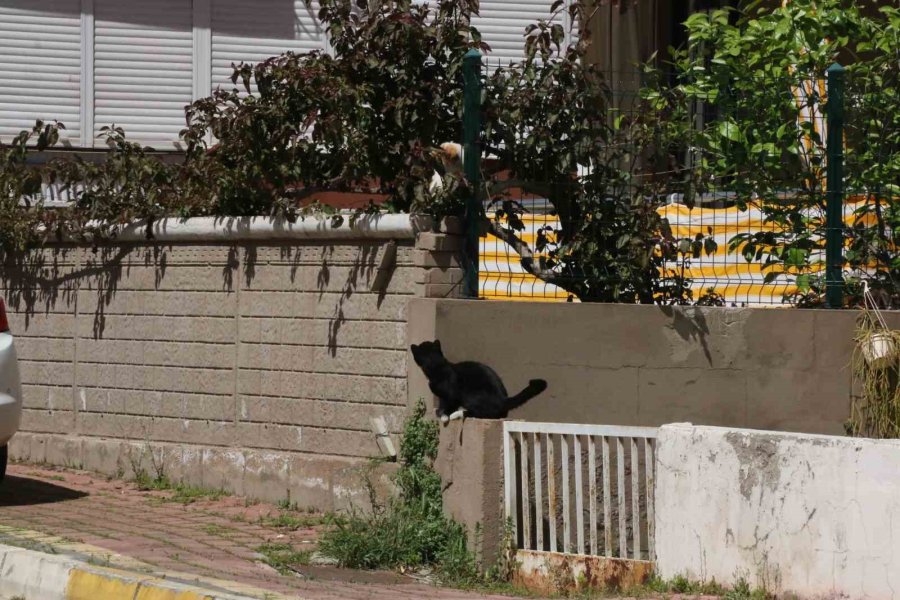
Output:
(505, 379), (548, 411)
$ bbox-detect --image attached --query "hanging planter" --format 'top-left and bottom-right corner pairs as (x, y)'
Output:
(848, 283), (900, 438)
(856, 283), (900, 369)
(861, 330), (898, 368)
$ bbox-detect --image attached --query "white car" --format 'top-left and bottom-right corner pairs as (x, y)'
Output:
(0, 299), (21, 482)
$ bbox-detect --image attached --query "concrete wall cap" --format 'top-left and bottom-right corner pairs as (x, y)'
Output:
(43, 213), (432, 244)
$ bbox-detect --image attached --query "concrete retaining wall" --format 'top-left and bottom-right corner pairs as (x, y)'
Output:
(655, 424), (900, 597)
(435, 419), (505, 565)
(3, 215), (463, 509)
(409, 299), (900, 435)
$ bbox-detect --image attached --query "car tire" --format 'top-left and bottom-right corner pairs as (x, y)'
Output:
(0, 445), (6, 483)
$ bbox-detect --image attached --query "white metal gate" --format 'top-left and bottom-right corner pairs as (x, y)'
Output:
(503, 421), (658, 561)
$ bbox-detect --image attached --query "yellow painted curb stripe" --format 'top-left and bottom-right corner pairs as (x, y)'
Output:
(66, 569), (141, 600)
(66, 568), (215, 600)
(135, 585), (216, 600)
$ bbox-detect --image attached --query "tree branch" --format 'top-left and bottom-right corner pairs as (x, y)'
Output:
(484, 216), (563, 284)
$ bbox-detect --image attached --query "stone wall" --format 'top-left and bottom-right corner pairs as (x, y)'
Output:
(4, 215), (462, 510)
(409, 299), (900, 435)
(655, 423), (900, 597)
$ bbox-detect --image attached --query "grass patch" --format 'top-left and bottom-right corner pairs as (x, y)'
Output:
(317, 401), (482, 586)
(623, 574), (771, 600)
(261, 513), (324, 530)
(134, 473), (228, 504)
(202, 524), (231, 537)
(277, 499), (298, 511)
(276, 498), (319, 513)
(26, 471), (65, 482)
(256, 542), (313, 575)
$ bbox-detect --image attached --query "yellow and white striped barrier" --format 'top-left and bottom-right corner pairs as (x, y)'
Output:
(481, 196), (875, 305)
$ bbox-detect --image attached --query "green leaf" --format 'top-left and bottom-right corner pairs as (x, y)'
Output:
(785, 248), (809, 268)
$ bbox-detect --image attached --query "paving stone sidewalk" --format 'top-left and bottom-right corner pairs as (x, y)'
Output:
(0, 463), (521, 600)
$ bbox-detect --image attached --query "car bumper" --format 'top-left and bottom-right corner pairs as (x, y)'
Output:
(0, 333), (21, 446)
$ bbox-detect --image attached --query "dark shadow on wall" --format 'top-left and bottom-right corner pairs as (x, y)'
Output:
(223, 245), (240, 292)
(2, 239), (398, 347)
(0, 247), (80, 326)
(326, 243), (384, 357)
(658, 305), (713, 365)
(1, 244), (167, 339)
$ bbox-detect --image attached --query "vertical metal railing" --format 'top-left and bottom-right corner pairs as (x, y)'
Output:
(503, 421), (657, 561)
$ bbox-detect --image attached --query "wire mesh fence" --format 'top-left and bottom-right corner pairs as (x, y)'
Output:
(470, 59), (900, 307)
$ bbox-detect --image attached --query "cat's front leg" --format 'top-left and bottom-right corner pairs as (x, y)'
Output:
(447, 408), (466, 421)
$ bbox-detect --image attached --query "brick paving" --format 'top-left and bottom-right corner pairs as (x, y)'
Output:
(0, 463), (525, 600)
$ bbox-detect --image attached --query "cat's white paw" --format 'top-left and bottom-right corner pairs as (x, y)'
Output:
(448, 409), (466, 421)
(440, 414), (450, 425)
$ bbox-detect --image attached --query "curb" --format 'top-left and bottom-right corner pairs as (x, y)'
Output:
(0, 529), (294, 600)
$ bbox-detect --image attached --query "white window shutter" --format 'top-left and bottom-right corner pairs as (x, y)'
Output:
(474, 0), (563, 65)
(211, 0), (326, 94)
(93, 0), (193, 148)
(0, 0), (82, 145)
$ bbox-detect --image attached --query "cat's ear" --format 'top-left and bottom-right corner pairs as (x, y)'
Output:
(410, 343), (419, 352)
(434, 340), (442, 352)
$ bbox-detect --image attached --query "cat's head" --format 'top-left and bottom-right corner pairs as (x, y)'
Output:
(410, 340), (444, 369)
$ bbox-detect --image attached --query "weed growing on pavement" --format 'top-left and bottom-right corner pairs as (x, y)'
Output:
(275, 499), (320, 513)
(133, 472), (228, 504)
(256, 542), (313, 575)
(260, 513), (324, 530)
(624, 574), (771, 600)
(317, 400), (482, 585)
(25, 471), (64, 482)
(87, 553), (112, 568)
(722, 577), (772, 600)
(277, 498), (298, 511)
(202, 524), (231, 537)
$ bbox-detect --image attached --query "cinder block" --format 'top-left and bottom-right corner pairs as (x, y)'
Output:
(416, 232), (463, 252)
(416, 282), (463, 298)
(163, 443), (205, 487)
(200, 447), (246, 495)
(412, 249), (461, 269)
(44, 435), (83, 468)
(287, 454), (338, 513)
(81, 437), (127, 475)
(20, 409), (75, 435)
(242, 450), (290, 503)
(418, 267), (465, 285)
(7, 433), (44, 464)
(332, 460), (399, 513)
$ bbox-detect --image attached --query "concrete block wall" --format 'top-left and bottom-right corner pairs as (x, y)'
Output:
(3, 218), (464, 509)
(655, 424), (900, 597)
(409, 299), (900, 435)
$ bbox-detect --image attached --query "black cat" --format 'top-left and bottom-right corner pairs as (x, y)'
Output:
(410, 340), (547, 423)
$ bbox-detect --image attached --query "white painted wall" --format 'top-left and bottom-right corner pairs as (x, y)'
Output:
(655, 423), (900, 598)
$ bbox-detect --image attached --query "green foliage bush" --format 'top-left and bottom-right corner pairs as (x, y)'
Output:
(665, 0), (900, 306)
(317, 400), (479, 584)
(3, 0), (900, 304)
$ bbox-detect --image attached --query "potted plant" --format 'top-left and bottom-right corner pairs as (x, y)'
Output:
(848, 283), (900, 438)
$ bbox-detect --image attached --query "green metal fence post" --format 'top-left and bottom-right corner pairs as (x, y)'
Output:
(462, 49), (482, 299)
(825, 62), (845, 308)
